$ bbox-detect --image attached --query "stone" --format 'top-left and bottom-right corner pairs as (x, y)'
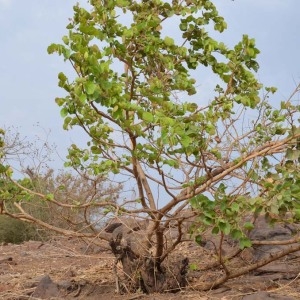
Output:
(31, 274), (60, 299)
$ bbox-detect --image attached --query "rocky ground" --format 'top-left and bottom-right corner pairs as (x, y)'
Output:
(1, 221), (300, 300)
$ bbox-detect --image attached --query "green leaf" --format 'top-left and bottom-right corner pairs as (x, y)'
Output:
(58, 72), (67, 82)
(243, 222), (254, 230)
(142, 111), (154, 122)
(62, 35), (69, 45)
(294, 209), (300, 220)
(63, 116), (72, 130)
(239, 237), (252, 249)
(218, 221), (231, 235)
(206, 124), (215, 135)
(231, 202), (240, 212)
(179, 22), (187, 31)
(286, 148), (300, 160)
(46, 193), (54, 201)
(116, 0), (129, 7)
(84, 82), (97, 95)
(0, 164), (8, 174)
(190, 194), (210, 209)
(186, 103), (198, 112)
(195, 235), (202, 246)
(210, 148), (221, 159)
(212, 226), (219, 234)
(47, 43), (58, 54)
(181, 135), (191, 147)
(231, 229), (243, 240)
(265, 86), (277, 94)
(60, 107), (68, 118)
(189, 263), (199, 271)
(164, 36), (174, 46)
(55, 97), (65, 106)
(79, 94), (87, 103)
(164, 159), (179, 168)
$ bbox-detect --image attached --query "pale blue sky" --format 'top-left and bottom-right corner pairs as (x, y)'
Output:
(1, 0), (299, 170)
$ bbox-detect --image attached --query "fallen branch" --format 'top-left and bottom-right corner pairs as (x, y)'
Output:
(192, 242), (300, 291)
(4, 203), (112, 241)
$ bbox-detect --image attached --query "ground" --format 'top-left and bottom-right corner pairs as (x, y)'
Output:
(0, 236), (300, 300)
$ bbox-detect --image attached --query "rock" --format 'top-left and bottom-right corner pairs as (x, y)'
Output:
(31, 274), (60, 299)
(249, 226), (292, 241)
(244, 216), (300, 261)
(104, 222), (122, 233)
(248, 215), (300, 241)
(104, 217), (148, 234)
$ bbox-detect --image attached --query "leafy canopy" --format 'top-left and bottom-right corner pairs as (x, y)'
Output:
(46, 0), (300, 248)
(48, 0), (260, 172)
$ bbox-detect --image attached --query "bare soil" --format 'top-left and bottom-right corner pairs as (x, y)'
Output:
(0, 236), (300, 300)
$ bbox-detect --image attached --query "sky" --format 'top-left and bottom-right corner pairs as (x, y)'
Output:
(1, 0), (300, 172)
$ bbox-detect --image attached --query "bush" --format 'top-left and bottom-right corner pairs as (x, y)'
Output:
(0, 215), (47, 244)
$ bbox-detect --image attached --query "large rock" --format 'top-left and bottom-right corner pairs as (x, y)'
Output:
(104, 217), (148, 234)
(248, 216), (300, 261)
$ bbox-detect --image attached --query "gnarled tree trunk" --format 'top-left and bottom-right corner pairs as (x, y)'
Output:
(107, 220), (189, 293)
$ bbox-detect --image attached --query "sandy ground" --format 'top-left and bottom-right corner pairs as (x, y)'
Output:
(0, 236), (300, 300)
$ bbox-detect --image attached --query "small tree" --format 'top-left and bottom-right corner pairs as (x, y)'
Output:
(0, 128), (121, 240)
(1, 0), (300, 293)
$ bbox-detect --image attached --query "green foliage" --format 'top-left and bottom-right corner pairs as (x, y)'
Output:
(0, 216), (44, 244)
(0, 127), (121, 238)
(190, 186), (253, 249)
(0, 168), (120, 233)
(257, 131), (300, 220)
(48, 0), (262, 174)
(48, 0), (300, 257)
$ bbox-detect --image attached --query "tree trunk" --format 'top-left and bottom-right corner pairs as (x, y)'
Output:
(109, 227), (189, 293)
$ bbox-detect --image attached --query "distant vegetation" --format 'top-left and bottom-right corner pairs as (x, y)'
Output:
(0, 216), (44, 244)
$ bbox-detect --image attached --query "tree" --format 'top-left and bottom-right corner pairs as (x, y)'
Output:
(0, 128), (121, 241)
(1, 0), (300, 293)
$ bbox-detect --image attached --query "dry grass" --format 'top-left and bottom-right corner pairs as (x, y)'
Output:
(0, 237), (300, 299)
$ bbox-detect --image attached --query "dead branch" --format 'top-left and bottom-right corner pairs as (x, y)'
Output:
(192, 242), (300, 291)
(4, 203), (112, 241)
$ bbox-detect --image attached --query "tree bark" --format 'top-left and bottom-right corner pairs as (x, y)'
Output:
(109, 229), (189, 293)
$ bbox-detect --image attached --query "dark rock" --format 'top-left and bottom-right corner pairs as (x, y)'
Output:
(104, 222), (122, 233)
(252, 244), (287, 261)
(31, 274), (60, 299)
(105, 217), (148, 235)
(249, 223), (293, 241)
(245, 216), (300, 261)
